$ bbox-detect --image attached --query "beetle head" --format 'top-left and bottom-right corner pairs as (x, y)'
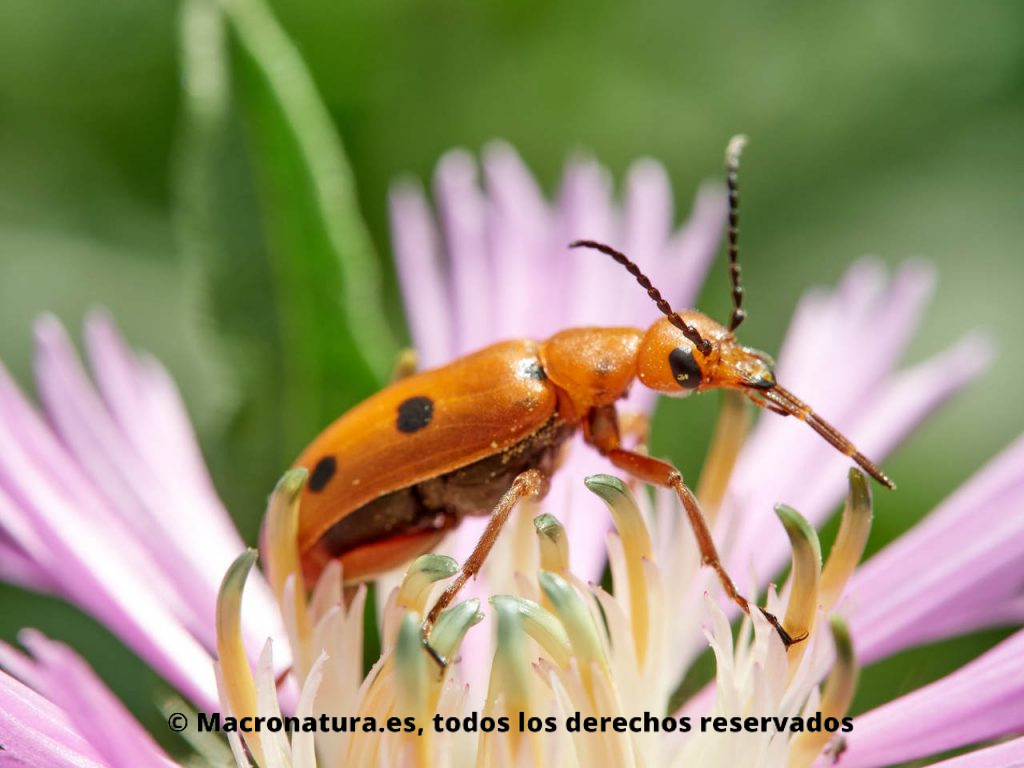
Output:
(634, 311), (892, 488)
(637, 313), (777, 396)
(570, 226), (894, 489)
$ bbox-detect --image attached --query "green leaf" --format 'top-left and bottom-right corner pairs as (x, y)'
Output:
(175, 0), (398, 520)
(221, 0), (399, 398)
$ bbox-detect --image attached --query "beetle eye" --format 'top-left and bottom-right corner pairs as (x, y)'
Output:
(669, 347), (702, 390)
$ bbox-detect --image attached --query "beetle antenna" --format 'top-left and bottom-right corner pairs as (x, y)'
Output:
(569, 239), (712, 355)
(725, 135), (748, 332)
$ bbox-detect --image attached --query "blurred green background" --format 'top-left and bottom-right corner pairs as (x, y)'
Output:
(1, 0), (1022, 754)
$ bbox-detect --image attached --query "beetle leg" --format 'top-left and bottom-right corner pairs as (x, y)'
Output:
(618, 410), (650, 450)
(421, 469), (545, 668)
(583, 404), (624, 450)
(584, 406), (800, 648)
(616, 450), (798, 647)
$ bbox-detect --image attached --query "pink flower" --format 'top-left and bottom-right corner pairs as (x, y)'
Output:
(1, 145), (1021, 768)
(0, 311), (286, 711)
(0, 632), (177, 768)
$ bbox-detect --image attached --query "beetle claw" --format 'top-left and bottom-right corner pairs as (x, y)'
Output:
(759, 607), (806, 648)
(421, 635), (448, 671)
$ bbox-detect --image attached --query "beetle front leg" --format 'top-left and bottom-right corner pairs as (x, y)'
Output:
(584, 406), (800, 648)
(421, 469), (545, 668)
(617, 410), (650, 449)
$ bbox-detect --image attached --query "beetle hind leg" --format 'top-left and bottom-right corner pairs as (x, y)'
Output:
(420, 469), (545, 668)
(421, 637), (449, 670)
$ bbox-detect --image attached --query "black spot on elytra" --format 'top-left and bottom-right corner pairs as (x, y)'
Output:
(518, 358), (547, 380)
(309, 456), (337, 492)
(669, 347), (702, 390)
(397, 396), (434, 433)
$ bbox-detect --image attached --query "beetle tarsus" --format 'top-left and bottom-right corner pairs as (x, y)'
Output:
(421, 634), (448, 671)
(423, 470), (544, 629)
(759, 607), (806, 648)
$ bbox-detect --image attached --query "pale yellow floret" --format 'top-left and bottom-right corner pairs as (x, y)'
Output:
(262, 469), (312, 676)
(213, 421), (874, 768)
(788, 619), (857, 768)
(696, 390), (752, 523)
(215, 550), (266, 766)
(775, 504), (823, 676)
(584, 476), (653, 670)
(533, 514), (570, 575)
(819, 470), (873, 613)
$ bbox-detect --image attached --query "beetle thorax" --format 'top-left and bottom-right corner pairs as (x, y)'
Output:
(538, 327), (644, 422)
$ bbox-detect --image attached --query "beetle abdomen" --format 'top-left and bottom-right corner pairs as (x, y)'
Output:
(304, 416), (574, 585)
(416, 416), (574, 513)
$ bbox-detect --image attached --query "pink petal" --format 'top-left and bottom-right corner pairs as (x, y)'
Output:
(0, 317), (288, 709)
(0, 453), (219, 707)
(834, 629), (1024, 768)
(721, 332), (990, 603)
(923, 736), (1024, 768)
(557, 155), (622, 326)
(674, 271), (993, 715)
(33, 317), (211, 631)
(0, 534), (57, 592)
(622, 159), (674, 323)
(5, 631), (176, 768)
(86, 322), (284, 662)
(848, 434), (1024, 661)
(389, 180), (455, 368)
(623, 159), (673, 265)
(435, 150), (493, 355)
(731, 260), (932, 503)
(0, 668), (105, 768)
(659, 181), (728, 313)
(0, 362), (164, 591)
(482, 141), (560, 340)
(900, 595), (1024, 653)
(84, 311), (256, 571)
(677, 426), (1021, 726)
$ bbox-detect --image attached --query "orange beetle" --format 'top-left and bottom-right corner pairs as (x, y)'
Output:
(292, 137), (892, 648)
